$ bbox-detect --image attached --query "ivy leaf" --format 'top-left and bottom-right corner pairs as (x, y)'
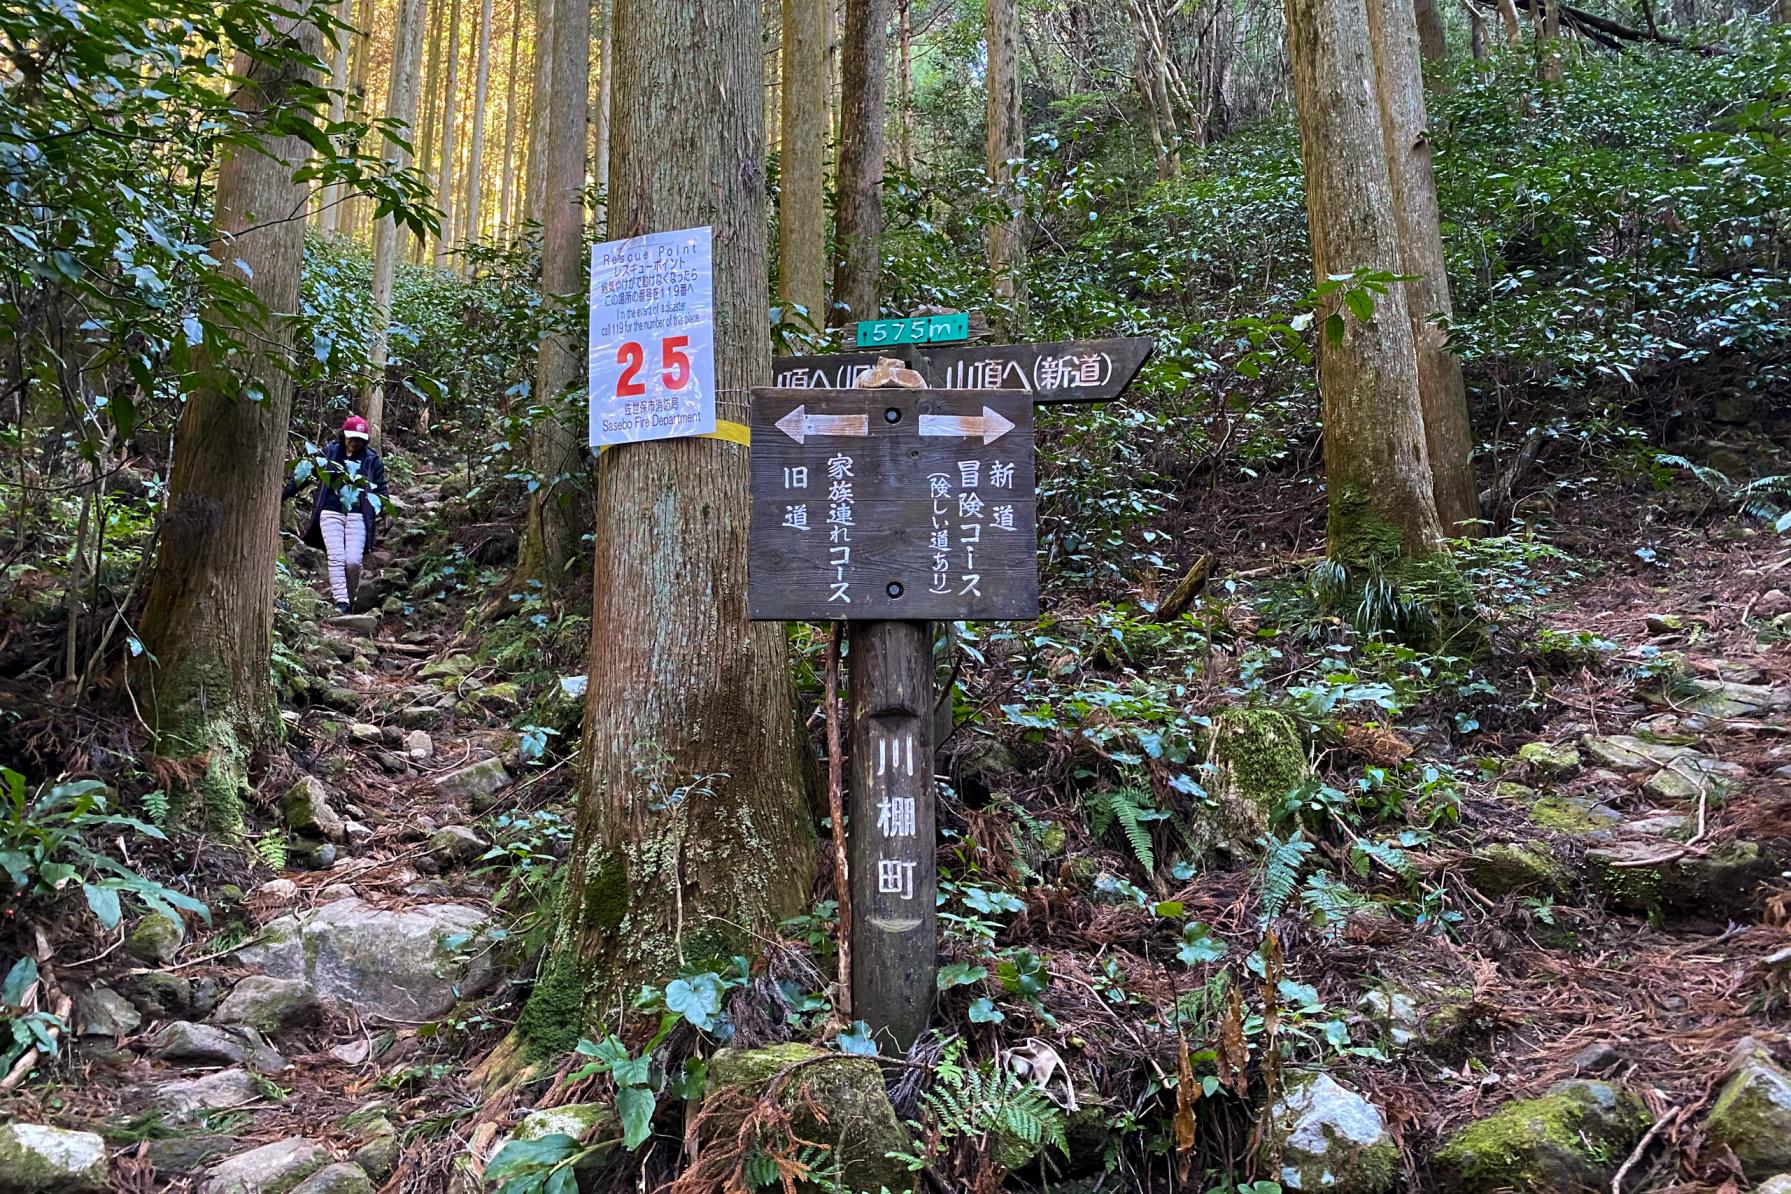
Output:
(936, 962), (987, 990)
(664, 973), (724, 1033)
(968, 998), (1005, 1024)
(485, 1134), (578, 1181)
(2, 957), (37, 1008)
(1177, 923), (1227, 966)
(616, 1085), (655, 1150)
(835, 1021), (879, 1056)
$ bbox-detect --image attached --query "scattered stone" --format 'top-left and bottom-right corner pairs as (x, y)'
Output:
(202, 1138), (329, 1194)
(1645, 612), (1683, 634)
(124, 971), (192, 1020)
(74, 984), (141, 1038)
(1462, 842), (1563, 898)
(1760, 1178), (1791, 1194)
(288, 841), (338, 871)
(1707, 1043), (1791, 1179)
(403, 730), (433, 761)
(1759, 589), (1791, 619)
(1588, 839), (1777, 918)
(1435, 1079), (1650, 1193)
(418, 653), (474, 681)
(213, 977), (322, 1034)
(1357, 990), (1421, 1048)
(1682, 679), (1791, 719)
(704, 1044), (912, 1194)
(370, 749), (409, 776)
(432, 756), (510, 808)
(282, 777), (345, 844)
(349, 1131), (397, 1185)
(1579, 734), (1695, 773)
(328, 613), (379, 635)
(288, 1163), (372, 1194)
(1516, 741), (1580, 778)
(153, 1069), (265, 1119)
(1528, 793), (1624, 836)
(0, 1122), (110, 1192)
(425, 825), (488, 867)
(476, 681), (521, 708)
(1620, 811), (1692, 841)
(1571, 1041), (1624, 1075)
(1698, 658), (1766, 685)
(515, 1103), (612, 1143)
(318, 883), (356, 902)
(234, 897), (495, 1021)
(254, 879), (300, 907)
(151, 1021), (284, 1072)
(1641, 754), (1742, 802)
(346, 723), (382, 745)
(126, 914), (185, 965)
(1262, 1072), (1396, 1192)
(144, 1135), (238, 1176)
(342, 821), (372, 847)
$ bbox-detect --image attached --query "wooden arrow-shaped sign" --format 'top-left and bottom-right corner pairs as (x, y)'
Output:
(918, 405), (1016, 444)
(773, 335), (1155, 404)
(774, 405), (871, 443)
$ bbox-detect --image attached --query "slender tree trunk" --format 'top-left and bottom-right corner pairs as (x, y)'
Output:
(434, 0), (464, 265)
(134, 17), (322, 834)
(779, 0), (828, 325)
(830, 0), (892, 325)
(986, 0), (1026, 323)
(895, 0), (914, 172)
(1537, 0), (1562, 83)
(525, 0), (556, 225)
(514, 0), (588, 586)
(1367, 0), (1477, 532)
(360, 0), (428, 443)
(1285, 0), (1445, 567)
(594, 0), (613, 233)
(463, 0), (496, 254)
(512, 0), (812, 1034)
(416, 0), (446, 263)
(1415, 0), (1448, 65)
(1497, 0), (1522, 43)
(1778, 0), (1791, 25)
(346, 0), (378, 238)
(318, 0), (355, 234)
(498, 0), (523, 236)
(1464, 0), (1488, 57)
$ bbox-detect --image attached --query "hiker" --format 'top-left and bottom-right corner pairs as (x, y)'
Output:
(283, 415), (389, 614)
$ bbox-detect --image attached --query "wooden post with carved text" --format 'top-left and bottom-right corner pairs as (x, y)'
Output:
(847, 620), (935, 1050)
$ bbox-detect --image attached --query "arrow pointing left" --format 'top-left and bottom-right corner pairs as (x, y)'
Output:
(775, 404), (870, 444)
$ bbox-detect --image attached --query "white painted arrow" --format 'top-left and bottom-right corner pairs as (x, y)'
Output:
(918, 405), (1016, 445)
(775, 405), (870, 444)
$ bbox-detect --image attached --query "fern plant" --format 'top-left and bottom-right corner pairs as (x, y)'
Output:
(1086, 785), (1169, 872)
(253, 830), (287, 872)
(1258, 832), (1314, 920)
(1657, 454), (1791, 533)
(894, 1039), (1069, 1175)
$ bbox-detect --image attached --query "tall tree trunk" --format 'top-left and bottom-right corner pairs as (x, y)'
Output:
(513, 0), (589, 586)
(346, 0), (378, 238)
(779, 0), (828, 325)
(434, 0), (464, 265)
(416, 0), (446, 263)
(463, 0), (496, 254)
(1536, 0), (1562, 83)
(830, 0), (892, 325)
(513, 0), (812, 1035)
(1415, 0), (1448, 65)
(1463, 0), (1489, 57)
(498, 0), (523, 237)
(985, 0), (1026, 323)
(1496, 0), (1522, 43)
(135, 17), (322, 833)
(895, 0), (914, 172)
(525, 0), (556, 224)
(360, 0), (428, 443)
(594, 0), (613, 233)
(1367, 0), (1477, 532)
(318, 0), (355, 234)
(1285, 0), (1445, 568)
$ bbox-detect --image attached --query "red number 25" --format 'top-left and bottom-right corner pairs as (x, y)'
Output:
(615, 336), (692, 397)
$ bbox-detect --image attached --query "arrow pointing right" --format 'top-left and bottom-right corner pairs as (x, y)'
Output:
(917, 405), (1016, 445)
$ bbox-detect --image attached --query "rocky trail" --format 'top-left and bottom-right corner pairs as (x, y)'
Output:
(6, 462), (1791, 1194)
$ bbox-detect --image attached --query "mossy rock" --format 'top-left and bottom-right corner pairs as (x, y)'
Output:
(1516, 740), (1580, 778)
(1194, 706), (1309, 855)
(1262, 1071), (1397, 1192)
(1435, 1080), (1649, 1193)
(0, 1123), (110, 1192)
(1462, 842), (1564, 899)
(1587, 839), (1777, 918)
(1706, 1047), (1791, 1179)
(704, 1043), (915, 1194)
(1527, 794), (1622, 836)
(127, 913), (185, 965)
(952, 734), (1023, 803)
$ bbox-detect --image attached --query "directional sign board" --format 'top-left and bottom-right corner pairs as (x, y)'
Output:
(748, 388), (1037, 621)
(773, 335), (1153, 404)
(856, 313), (970, 348)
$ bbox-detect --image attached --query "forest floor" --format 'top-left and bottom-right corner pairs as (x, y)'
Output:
(3, 402), (1791, 1194)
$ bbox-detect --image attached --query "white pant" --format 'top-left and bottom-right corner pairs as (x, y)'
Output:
(319, 509), (366, 605)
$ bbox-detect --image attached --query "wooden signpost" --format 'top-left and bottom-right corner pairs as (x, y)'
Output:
(750, 327), (1152, 1051)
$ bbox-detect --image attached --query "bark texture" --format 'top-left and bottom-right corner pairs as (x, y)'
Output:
(830, 0), (892, 324)
(462, 0), (496, 251)
(521, 0), (813, 1032)
(515, 0), (589, 586)
(1367, 0), (1478, 532)
(779, 0), (829, 325)
(432, 0), (463, 265)
(985, 0), (1026, 320)
(360, 0), (426, 443)
(498, 0), (523, 235)
(135, 18), (321, 833)
(524, 0), (556, 224)
(1285, 0), (1445, 565)
(1415, 0), (1449, 63)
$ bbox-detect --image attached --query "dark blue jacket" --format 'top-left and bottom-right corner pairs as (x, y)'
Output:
(284, 440), (388, 549)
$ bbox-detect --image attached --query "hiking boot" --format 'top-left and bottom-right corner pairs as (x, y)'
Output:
(335, 601), (352, 614)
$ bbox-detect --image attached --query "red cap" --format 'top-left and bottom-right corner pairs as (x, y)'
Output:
(341, 415), (370, 440)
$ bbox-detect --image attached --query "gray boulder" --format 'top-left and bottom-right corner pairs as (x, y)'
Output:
(403, 730), (434, 761)
(213, 977), (322, 1034)
(433, 757), (510, 807)
(1436, 1079), (1649, 1192)
(1706, 1044), (1791, 1179)
(73, 985), (141, 1038)
(124, 971), (192, 1020)
(0, 1122), (109, 1193)
(153, 1069), (266, 1119)
(1262, 1072), (1397, 1192)
(425, 825), (488, 868)
(1758, 1177), (1791, 1194)
(288, 1163), (372, 1194)
(144, 1135), (237, 1176)
(126, 914), (184, 965)
(234, 897), (494, 1021)
(151, 1022), (284, 1073)
(282, 777), (345, 844)
(202, 1138), (329, 1194)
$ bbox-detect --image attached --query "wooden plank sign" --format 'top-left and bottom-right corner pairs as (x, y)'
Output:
(748, 388), (1038, 621)
(856, 313), (970, 348)
(773, 335), (1154, 404)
